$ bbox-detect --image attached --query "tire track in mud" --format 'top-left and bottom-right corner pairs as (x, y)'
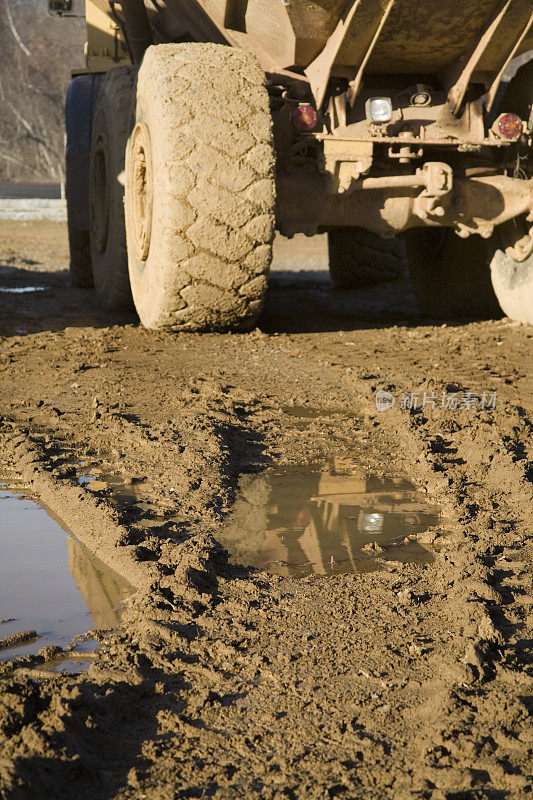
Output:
(0, 314), (531, 798)
(366, 407), (532, 796)
(314, 333), (533, 797)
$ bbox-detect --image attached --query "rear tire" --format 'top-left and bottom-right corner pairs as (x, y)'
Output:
(329, 227), (405, 288)
(404, 227), (501, 318)
(65, 73), (103, 288)
(125, 43), (275, 331)
(89, 66), (134, 310)
(68, 228), (92, 288)
(487, 59), (533, 324)
(489, 223), (533, 325)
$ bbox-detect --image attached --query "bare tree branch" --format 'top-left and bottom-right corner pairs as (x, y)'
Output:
(3, 0), (31, 57)
(0, 2), (85, 180)
(0, 149), (42, 175)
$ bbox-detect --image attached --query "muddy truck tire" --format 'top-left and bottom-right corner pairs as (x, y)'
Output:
(65, 73), (103, 288)
(489, 235), (533, 325)
(89, 66), (135, 310)
(487, 59), (533, 325)
(125, 43), (275, 331)
(404, 228), (501, 319)
(328, 227), (406, 288)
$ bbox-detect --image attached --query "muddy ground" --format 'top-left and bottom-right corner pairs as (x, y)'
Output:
(0, 220), (531, 800)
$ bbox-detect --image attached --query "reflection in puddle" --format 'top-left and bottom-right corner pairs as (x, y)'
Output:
(77, 462), (152, 511)
(282, 405), (325, 420)
(218, 459), (440, 577)
(76, 465), (160, 527)
(0, 486), (133, 661)
(70, 637), (99, 653)
(67, 537), (130, 629)
(41, 656), (95, 675)
(77, 463), (136, 498)
(47, 444), (170, 529)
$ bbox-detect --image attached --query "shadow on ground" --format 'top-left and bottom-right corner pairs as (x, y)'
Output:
(0, 262), (501, 340)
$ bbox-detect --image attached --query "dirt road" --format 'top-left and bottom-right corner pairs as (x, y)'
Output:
(0, 221), (531, 799)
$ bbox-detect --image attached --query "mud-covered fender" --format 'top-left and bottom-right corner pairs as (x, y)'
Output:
(65, 73), (103, 231)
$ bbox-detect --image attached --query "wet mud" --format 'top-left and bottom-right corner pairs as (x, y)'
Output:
(0, 222), (531, 800)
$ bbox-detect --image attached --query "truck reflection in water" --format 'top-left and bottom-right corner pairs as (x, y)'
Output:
(0, 486), (134, 661)
(67, 537), (132, 629)
(217, 459), (440, 577)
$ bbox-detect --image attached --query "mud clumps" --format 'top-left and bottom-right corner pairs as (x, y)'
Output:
(172, 533), (228, 595)
(0, 631), (38, 651)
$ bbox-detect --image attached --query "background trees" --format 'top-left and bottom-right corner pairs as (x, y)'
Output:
(0, 0), (85, 182)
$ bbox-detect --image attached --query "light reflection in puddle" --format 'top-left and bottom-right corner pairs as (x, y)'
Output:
(46, 443), (169, 522)
(0, 486), (133, 662)
(218, 459), (440, 577)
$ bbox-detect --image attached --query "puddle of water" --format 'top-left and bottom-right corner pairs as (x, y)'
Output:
(52, 659), (94, 674)
(76, 464), (160, 524)
(281, 404), (350, 420)
(217, 459), (440, 577)
(0, 486), (133, 662)
(0, 286), (47, 294)
(45, 445), (146, 509)
(39, 656), (95, 675)
(77, 465), (139, 503)
(281, 405), (353, 430)
(40, 441), (168, 524)
(70, 637), (99, 653)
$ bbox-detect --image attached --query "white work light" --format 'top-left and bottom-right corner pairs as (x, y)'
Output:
(360, 512), (384, 533)
(365, 97), (393, 123)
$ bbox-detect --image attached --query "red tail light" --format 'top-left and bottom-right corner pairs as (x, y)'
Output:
(293, 105), (319, 132)
(496, 113), (523, 140)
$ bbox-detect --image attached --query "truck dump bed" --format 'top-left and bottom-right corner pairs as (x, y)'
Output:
(154, 0), (533, 75)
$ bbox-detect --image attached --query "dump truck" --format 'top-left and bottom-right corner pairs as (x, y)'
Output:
(53, 0), (533, 328)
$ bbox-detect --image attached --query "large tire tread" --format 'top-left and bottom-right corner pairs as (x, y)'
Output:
(329, 227), (406, 289)
(487, 59), (533, 324)
(126, 44), (275, 331)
